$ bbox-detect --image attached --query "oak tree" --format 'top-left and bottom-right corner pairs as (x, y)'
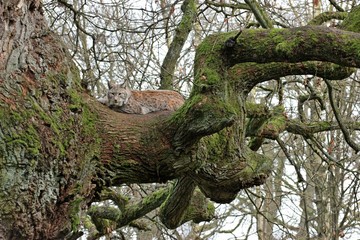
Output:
(0, 0), (360, 239)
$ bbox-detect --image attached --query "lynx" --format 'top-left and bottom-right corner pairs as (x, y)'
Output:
(100, 83), (184, 114)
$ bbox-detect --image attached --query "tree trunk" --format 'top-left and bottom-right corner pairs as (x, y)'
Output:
(0, 1), (99, 238)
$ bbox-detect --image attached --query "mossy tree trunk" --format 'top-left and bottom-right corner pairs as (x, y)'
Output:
(0, 1), (99, 238)
(1, 1), (360, 239)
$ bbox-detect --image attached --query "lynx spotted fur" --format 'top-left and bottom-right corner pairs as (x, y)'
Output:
(101, 83), (184, 114)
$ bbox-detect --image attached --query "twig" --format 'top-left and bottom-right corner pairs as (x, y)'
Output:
(329, 0), (345, 12)
(324, 79), (360, 153)
(276, 137), (305, 182)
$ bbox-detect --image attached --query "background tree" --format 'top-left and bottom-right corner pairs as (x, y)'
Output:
(0, 0), (360, 239)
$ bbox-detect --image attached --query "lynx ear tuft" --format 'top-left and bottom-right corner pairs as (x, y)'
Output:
(108, 80), (116, 89)
(119, 81), (130, 89)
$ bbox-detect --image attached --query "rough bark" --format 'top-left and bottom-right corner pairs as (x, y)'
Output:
(1, 1), (360, 239)
(0, 1), (98, 239)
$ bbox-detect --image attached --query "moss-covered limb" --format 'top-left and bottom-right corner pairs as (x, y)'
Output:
(181, 188), (215, 224)
(286, 120), (360, 136)
(340, 5), (360, 32)
(228, 61), (354, 91)
(88, 206), (122, 226)
(245, 105), (286, 150)
(98, 188), (128, 211)
(246, 108), (360, 146)
(169, 94), (236, 151)
(246, 102), (270, 118)
(246, 105), (286, 140)
(192, 142), (273, 203)
(246, 112), (360, 140)
(120, 186), (169, 225)
(308, 12), (348, 25)
(219, 25), (360, 68)
(159, 176), (196, 229)
(86, 186), (169, 238)
(159, 0), (197, 90)
(167, 33), (242, 151)
(87, 182), (215, 235)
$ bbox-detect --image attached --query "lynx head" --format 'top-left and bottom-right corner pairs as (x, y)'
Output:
(107, 81), (131, 107)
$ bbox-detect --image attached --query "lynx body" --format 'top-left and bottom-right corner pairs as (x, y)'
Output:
(104, 84), (184, 114)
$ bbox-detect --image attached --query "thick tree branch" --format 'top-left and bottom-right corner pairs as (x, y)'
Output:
(228, 61), (354, 91)
(246, 105), (286, 150)
(90, 97), (200, 185)
(220, 26), (360, 68)
(87, 186), (169, 239)
(245, 104), (360, 150)
(159, 176), (196, 228)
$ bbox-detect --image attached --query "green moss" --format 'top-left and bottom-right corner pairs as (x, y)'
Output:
(169, 94), (202, 123)
(195, 33), (228, 55)
(275, 40), (297, 55)
(315, 121), (332, 129)
(246, 102), (268, 118)
(249, 105), (286, 139)
(348, 41), (360, 60)
(30, 97), (61, 136)
(69, 196), (84, 231)
(178, 0), (196, 31)
(206, 202), (215, 214)
(274, 28), (322, 56)
(269, 28), (285, 43)
(0, 107), (42, 161)
(241, 148), (272, 178)
(341, 5), (360, 32)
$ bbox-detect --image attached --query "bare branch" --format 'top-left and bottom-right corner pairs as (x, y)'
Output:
(329, 0), (345, 12)
(244, 0), (273, 28)
(324, 79), (360, 153)
(276, 137), (305, 183)
(160, 0), (197, 89)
